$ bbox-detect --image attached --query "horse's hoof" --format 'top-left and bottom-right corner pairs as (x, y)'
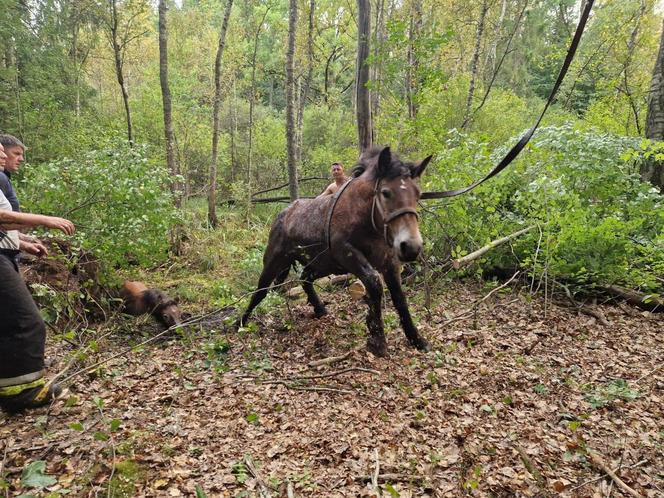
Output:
(367, 338), (388, 357)
(314, 307), (328, 319)
(412, 337), (431, 352)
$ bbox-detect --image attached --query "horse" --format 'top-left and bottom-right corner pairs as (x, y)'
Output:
(120, 281), (182, 329)
(236, 146), (432, 357)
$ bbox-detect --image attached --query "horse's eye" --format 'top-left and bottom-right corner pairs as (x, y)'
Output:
(381, 188), (392, 198)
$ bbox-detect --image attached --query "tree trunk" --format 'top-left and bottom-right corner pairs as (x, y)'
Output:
(644, 18), (664, 190)
(286, 0), (299, 200)
(371, 0), (385, 123)
(209, 0), (234, 227)
(110, 0), (133, 146)
(406, 0), (422, 120)
(230, 77), (237, 183)
(247, 7), (270, 190)
(295, 0), (315, 166)
(356, 0), (372, 152)
(159, 0), (179, 208)
(461, 0), (489, 130)
(620, 0), (647, 135)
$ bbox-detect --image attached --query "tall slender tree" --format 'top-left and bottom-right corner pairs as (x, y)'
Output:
(286, 0), (299, 200)
(462, 0), (489, 129)
(158, 0), (179, 206)
(103, 0), (149, 146)
(644, 18), (664, 190)
(356, 0), (372, 151)
(208, 0), (234, 227)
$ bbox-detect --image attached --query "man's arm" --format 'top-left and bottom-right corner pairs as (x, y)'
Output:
(0, 210), (75, 235)
(317, 183), (336, 198)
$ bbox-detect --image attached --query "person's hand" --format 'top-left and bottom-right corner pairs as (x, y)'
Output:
(20, 241), (49, 257)
(20, 233), (42, 244)
(41, 216), (75, 236)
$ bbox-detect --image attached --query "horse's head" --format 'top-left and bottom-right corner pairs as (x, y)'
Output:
(357, 146), (432, 262)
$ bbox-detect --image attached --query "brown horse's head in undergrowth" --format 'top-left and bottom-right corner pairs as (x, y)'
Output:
(353, 146), (432, 262)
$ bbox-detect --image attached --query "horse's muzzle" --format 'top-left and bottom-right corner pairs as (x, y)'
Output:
(398, 240), (421, 262)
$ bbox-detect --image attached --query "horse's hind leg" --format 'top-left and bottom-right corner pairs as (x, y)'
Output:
(273, 266), (291, 292)
(300, 269), (327, 318)
(237, 256), (291, 328)
(333, 242), (387, 356)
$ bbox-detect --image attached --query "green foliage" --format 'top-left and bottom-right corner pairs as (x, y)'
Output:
(585, 379), (640, 409)
(18, 139), (178, 271)
(421, 124), (664, 293)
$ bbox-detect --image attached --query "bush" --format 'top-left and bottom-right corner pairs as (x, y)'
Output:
(17, 139), (178, 271)
(421, 124), (664, 293)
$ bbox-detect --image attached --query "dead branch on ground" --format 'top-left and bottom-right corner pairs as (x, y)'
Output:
(586, 449), (645, 498)
(452, 226), (534, 269)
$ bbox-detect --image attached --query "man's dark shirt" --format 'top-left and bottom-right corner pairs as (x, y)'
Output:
(0, 171), (20, 211)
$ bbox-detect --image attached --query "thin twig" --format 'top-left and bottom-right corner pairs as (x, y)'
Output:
(514, 444), (545, 485)
(372, 448), (380, 496)
(258, 380), (353, 394)
(586, 450), (645, 498)
(242, 367), (380, 383)
(569, 460), (647, 492)
(244, 456), (272, 498)
(308, 349), (359, 367)
(1, 438), (11, 498)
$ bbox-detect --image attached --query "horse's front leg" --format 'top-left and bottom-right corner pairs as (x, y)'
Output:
(383, 265), (431, 352)
(335, 242), (387, 357)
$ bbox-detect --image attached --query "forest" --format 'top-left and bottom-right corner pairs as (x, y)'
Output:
(0, 0), (663, 496)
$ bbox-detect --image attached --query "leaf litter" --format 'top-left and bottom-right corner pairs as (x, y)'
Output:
(1, 282), (662, 497)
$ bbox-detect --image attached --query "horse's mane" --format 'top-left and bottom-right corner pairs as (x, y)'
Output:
(351, 146), (412, 180)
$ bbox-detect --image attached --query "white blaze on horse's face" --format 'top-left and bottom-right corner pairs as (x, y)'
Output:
(392, 214), (423, 262)
(379, 174), (423, 262)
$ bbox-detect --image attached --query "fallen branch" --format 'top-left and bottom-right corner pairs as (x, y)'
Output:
(251, 176), (328, 197)
(308, 349), (359, 368)
(244, 456), (273, 498)
(356, 472), (425, 483)
(603, 285), (663, 313)
(514, 444), (545, 486)
(240, 367), (379, 383)
(256, 380), (353, 395)
(372, 449), (380, 497)
(586, 450), (644, 498)
(569, 460), (647, 492)
(452, 226), (534, 269)
(560, 284), (609, 326)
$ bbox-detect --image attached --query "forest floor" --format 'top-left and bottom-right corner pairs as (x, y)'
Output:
(1, 280), (663, 498)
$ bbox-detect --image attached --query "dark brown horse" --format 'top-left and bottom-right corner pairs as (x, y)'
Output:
(236, 146), (432, 356)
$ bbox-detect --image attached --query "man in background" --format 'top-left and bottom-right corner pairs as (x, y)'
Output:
(318, 162), (348, 197)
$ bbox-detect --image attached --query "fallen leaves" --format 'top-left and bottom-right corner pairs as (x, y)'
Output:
(1, 283), (663, 497)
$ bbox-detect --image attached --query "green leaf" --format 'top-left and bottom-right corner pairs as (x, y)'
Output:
(110, 419), (121, 432)
(21, 461), (57, 489)
(68, 422), (84, 431)
(94, 431), (109, 442)
(195, 485), (207, 498)
(384, 483), (400, 497)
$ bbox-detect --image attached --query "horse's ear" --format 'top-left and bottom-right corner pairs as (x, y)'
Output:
(411, 154), (432, 178)
(377, 147), (392, 178)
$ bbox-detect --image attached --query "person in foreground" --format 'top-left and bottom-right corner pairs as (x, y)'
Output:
(0, 147), (75, 414)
